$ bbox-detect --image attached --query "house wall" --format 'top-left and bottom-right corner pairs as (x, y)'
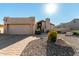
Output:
(41, 21), (46, 32)
(3, 17), (35, 35)
(0, 25), (4, 33)
(4, 17), (35, 25)
(45, 19), (51, 31)
(36, 19), (54, 33)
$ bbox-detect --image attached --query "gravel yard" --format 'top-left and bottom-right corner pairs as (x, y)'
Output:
(57, 34), (79, 56)
(21, 34), (75, 56)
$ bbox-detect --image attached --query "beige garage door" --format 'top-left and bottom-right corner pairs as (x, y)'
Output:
(8, 25), (33, 34)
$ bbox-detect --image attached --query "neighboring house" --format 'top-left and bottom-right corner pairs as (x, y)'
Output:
(0, 24), (4, 33)
(56, 18), (79, 33)
(3, 17), (35, 35)
(36, 18), (55, 33)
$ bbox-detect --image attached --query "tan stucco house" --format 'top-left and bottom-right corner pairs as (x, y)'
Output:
(3, 17), (35, 35)
(36, 18), (55, 33)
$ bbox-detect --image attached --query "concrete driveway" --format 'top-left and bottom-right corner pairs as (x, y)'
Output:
(0, 34), (37, 56)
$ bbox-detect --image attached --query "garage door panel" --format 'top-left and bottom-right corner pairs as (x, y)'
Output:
(8, 25), (32, 34)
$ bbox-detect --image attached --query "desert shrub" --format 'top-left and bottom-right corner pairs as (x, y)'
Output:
(35, 28), (41, 35)
(73, 32), (79, 36)
(48, 29), (57, 43)
(72, 30), (79, 36)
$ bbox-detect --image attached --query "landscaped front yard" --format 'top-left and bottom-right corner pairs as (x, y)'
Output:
(0, 33), (78, 56)
(21, 34), (75, 56)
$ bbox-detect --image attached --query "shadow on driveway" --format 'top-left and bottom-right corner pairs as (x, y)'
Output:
(0, 34), (29, 49)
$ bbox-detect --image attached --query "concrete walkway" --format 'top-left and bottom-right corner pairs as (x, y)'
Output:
(0, 35), (38, 56)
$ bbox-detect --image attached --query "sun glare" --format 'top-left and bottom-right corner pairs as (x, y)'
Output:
(45, 3), (58, 15)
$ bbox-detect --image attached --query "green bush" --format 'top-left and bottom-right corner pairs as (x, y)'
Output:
(72, 30), (79, 36)
(48, 29), (57, 43)
(73, 32), (79, 36)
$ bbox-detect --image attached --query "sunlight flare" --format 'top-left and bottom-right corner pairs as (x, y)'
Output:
(44, 3), (58, 15)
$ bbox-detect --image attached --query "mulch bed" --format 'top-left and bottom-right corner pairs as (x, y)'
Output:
(21, 38), (75, 56)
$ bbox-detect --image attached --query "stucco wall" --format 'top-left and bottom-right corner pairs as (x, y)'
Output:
(4, 17), (35, 25)
(46, 19), (51, 31)
(41, 21), (46, 31)
(3, 17), (35, 34)
(0, 27), (4, 33)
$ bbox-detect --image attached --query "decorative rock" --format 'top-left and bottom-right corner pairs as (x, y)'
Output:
(21, 37), (75, 56)
(55, 39), (71, 47)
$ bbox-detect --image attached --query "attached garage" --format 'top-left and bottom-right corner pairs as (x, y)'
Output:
(3, 17), (35, 35)
(8, 24), (33, 34)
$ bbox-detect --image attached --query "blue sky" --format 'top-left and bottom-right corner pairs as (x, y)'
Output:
(0, 3), (79, 25)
